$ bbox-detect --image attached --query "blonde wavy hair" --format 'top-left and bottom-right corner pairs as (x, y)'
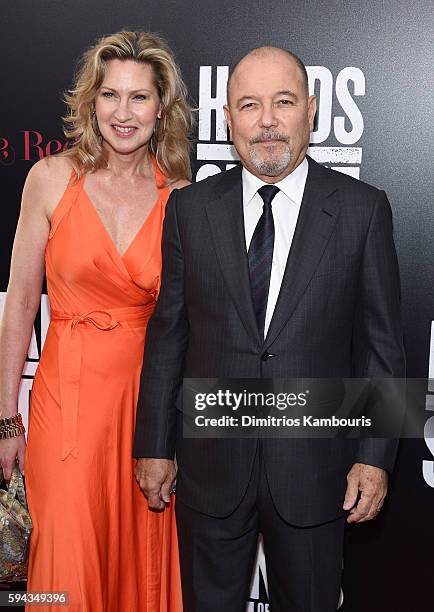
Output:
(63, 30), (193, 181)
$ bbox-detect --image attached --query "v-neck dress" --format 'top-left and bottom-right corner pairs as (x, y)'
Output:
(25, 159), (183, 612)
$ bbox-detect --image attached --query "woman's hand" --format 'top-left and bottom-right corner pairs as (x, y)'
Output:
(0, 434), (26, 481)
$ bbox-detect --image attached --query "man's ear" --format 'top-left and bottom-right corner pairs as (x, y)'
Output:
(307, 95), (317, 132)
(224, 104), (232, 139)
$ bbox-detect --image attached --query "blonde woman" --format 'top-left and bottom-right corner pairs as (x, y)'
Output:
(0, 30), (192, 611)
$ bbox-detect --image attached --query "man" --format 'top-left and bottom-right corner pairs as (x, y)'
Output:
(133, 47), (405, 611)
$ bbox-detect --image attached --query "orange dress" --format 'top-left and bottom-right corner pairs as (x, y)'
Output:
(25, 159), (183, 612)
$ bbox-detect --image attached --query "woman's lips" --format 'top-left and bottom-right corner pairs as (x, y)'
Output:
(111, 125), (138, 137)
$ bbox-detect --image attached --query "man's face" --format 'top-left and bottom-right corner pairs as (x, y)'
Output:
(224, 52), (316, 182)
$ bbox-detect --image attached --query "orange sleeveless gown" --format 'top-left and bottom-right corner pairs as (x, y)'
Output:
(25, 159), (183, 611)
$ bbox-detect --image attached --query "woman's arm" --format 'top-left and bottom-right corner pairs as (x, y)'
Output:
(0, 156), (70, 477)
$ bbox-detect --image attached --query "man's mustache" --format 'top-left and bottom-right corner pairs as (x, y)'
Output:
(249, 131), (290, 145)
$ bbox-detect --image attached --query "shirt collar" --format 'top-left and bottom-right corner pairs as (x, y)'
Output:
(242, 157), (308, 208)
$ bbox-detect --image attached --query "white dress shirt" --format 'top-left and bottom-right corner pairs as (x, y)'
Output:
(242, 157), (308, 336)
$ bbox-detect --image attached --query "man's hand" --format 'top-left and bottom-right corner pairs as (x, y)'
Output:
(134, 458), (176, 511)
(343, 462), (388, 523)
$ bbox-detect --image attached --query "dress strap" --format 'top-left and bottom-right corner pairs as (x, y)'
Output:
(48, 169), (83, 239)
(152, 156), (170, 193)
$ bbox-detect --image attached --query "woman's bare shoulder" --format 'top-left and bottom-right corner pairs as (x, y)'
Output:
(23, 154), (75, 216)
(28, 154), (73, 183)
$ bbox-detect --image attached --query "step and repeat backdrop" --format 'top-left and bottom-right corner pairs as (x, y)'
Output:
(1, 1), (433, 610)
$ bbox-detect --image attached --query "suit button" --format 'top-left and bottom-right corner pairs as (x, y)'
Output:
(261, 352), (275, 361)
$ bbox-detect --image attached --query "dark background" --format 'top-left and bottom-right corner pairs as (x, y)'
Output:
(1, 1), (433, 610)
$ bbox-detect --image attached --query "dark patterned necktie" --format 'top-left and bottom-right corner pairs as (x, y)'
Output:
(248, 185), (280, 339)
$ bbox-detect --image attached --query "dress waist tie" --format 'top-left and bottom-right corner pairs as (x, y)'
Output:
(50, 305), (154, 460)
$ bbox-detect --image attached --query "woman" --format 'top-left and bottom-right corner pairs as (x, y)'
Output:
(0, 30), (193, 611)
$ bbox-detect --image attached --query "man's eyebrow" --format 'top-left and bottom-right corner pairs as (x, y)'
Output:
(275, 89), (298, 99)
(235, 90), (299, 106)
(235, 95), (259, 106)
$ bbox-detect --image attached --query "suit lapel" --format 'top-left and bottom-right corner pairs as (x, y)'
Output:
(265, 157), (342, 347)
(205, 165), (261, 347)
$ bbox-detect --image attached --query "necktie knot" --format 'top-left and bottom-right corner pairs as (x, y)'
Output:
(257, 185), (280, 208)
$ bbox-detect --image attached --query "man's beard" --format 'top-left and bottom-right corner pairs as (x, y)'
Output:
(248, 129), (291, 176)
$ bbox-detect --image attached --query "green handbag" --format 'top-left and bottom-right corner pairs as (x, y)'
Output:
(0, 466), (32, 582)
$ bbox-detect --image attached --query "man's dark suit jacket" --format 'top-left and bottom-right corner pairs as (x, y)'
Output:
(133, 156), (405, 527)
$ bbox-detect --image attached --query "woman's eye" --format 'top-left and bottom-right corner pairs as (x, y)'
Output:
(101, 91), (114, 98)
(134, 95), (147, 101)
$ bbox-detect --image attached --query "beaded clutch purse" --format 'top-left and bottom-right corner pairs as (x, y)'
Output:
(0, 466), (32, 582)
